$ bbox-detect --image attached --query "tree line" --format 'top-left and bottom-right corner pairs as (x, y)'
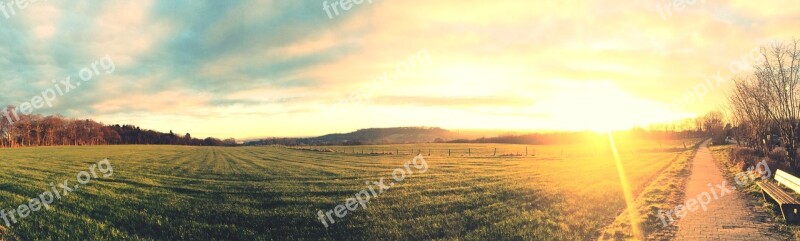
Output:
(0, 105), (236, 148)
(248, 125), (713, 147)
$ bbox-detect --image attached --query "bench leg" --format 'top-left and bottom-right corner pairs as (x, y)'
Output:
(762, 190), (776, 203)
(780, 204), (800, 223)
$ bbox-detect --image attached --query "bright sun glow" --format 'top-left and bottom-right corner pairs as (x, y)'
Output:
(534, 81), (692, 132)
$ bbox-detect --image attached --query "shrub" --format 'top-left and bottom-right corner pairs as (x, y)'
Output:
(765, 158), (792, 174)
(728, 147), (757, 167)
(768, 148), (790, 164)
(729, 147), (791, 173)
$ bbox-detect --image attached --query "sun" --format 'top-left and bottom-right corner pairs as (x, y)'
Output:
(536, 81), (690, 132)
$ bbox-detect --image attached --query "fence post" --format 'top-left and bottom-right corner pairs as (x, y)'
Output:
(526, 146), (528, 156)
(449, 149), (451, 156)
(469, 148), (471, 157)
(493, 148), (496, 156)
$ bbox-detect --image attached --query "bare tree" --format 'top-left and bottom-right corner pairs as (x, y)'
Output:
(703, 111), (725, 141)
(729, 39), (800, 169)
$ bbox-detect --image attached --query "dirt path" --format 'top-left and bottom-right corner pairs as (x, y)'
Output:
(673, 140), (788, 240)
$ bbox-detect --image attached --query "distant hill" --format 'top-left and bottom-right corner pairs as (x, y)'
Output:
(245, 126), (709, 146)
(247, 127), (463, 146)
(310, 127), (460, 144)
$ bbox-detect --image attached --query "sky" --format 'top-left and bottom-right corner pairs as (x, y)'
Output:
(0, 0), (798, 139)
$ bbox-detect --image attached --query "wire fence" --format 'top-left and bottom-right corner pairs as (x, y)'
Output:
(279, 140), (699, 158)
(287, 146), (541, 157)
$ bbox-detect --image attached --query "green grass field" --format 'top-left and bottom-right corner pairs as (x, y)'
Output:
(0, 138), (699, 240)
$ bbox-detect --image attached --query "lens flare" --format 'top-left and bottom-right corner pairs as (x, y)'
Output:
(608, 131), (642, 239)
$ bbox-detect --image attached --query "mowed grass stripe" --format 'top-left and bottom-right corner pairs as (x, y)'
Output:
(0, 139), (696, 240)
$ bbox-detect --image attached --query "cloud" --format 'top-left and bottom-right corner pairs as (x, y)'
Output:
(91, 90), (211, 114)
(0, 0), (796, 137)
(372, 95), (533, 108)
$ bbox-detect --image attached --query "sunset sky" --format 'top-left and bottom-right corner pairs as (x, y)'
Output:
(0, 0), (797, 139)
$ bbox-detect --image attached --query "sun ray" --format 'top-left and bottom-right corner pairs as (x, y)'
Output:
(608, 131), (643, 239)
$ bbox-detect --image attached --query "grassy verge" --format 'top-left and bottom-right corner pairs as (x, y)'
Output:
(708, 144), (799, 239)
(599, 140), (702, 240)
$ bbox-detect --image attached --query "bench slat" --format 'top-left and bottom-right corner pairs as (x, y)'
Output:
(769, 184), (796, 204)
(776, 169), (800, 194)
(758, 181), (800, 205)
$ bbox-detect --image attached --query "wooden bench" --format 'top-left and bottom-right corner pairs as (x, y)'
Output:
(758, 169), (800, 223)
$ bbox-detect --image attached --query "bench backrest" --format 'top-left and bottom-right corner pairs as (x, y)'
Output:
(775, 169), (800, 194)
